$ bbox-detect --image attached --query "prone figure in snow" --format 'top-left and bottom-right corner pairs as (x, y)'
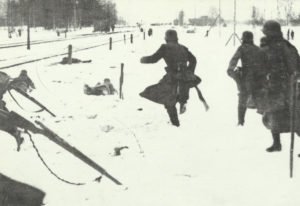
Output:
(60, 57), (92, 65)
(84, 78), (117, 96)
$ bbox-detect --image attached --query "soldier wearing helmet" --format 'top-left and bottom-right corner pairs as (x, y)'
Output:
(139, 29), (200, 127)
(227, 31), (264, 126)
(257, 20), (300, 152)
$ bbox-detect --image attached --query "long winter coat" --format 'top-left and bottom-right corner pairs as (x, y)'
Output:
(258, 37), (300, 133)
(140, 43), (200, 106)
(227, 42), (265, 96)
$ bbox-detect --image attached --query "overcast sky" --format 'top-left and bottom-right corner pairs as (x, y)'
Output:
(113, 0), (300, 24)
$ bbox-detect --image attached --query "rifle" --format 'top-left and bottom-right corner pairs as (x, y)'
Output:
(195, 86), (209, 111)
(10, 87), (56, 117)
(289, 73), (300, 178)
(5, 110), (122, 185)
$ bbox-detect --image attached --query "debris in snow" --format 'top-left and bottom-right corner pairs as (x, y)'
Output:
(137, 108), (143, 111)
(101, 125), (114, 133)
(94, 176), (102, 183)
(87, 114), (98, 119)
(110, 66), (116, 68)
(84, 78), (117, 96)
(114, 146), (129, 156)
(175, 174), (194, 178)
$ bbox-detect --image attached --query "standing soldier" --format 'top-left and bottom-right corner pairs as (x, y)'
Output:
(140, 30), (200, 127)
(227, 31), (264, 126)
(291, 30), (295, 40)
(148, 28), (153, 37)
(257, 20), (300, 152)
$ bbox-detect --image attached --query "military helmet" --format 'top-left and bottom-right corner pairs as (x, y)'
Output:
(241, 31), (253, 41)
(262, 20), (282, 36)
(165, 29), (178, 41)
(260, 36), (268, 47)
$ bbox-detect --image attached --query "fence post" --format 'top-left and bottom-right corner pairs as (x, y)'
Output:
(109, 37), (112, 50)
(143, 31), (145, 40)
(124, 34), (126, 44)
(119, 63), (124, 99)
(68, 44), (72, 64)
(130, 34), (133, 44)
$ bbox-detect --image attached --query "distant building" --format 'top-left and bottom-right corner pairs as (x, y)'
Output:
(189, 16), (210, 26)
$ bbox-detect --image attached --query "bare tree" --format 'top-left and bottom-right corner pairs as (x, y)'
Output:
(208, 6), (218, 19)
(281, 0), (294, 25)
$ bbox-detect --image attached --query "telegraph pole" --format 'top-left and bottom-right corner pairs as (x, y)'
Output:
(225, 0), (240, 46)
(219, 0), (221, 37)
(27, 0), (31, 50)
(233, 0), (236, 46)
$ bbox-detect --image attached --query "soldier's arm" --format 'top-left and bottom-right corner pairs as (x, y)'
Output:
(140, 45), (164, 64)
(227, 47), (242, 78)
(283, 43), (299, 74)
(28, 78), (36, 89)
(187, 49), (197, 73)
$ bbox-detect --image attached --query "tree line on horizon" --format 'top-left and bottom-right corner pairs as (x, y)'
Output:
(0, 0), (119, 32)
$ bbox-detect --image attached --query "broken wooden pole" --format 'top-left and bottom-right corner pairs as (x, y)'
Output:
(68, 44), (72, 64)
(130, 34), (133, 44)
(109, 37), (112, 50)
(119, 63), (124, 99)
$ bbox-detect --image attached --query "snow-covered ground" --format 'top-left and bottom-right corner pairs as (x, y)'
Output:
(1, 24), (300, 206)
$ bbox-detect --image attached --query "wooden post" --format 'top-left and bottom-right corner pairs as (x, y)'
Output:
(124, 34), (126, 44)
(143, 31), (145, 40)
(233, 0), (236, 46)
(27, 1), (31, 50)
(109, 37), (112, 50)
(119, 63), (124, 99)
(290, 75), (299, 178)
(130, 34), (133, 44)
(68, 45), (72, 64)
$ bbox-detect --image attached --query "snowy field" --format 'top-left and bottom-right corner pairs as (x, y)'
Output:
(1, 24), (300, 205)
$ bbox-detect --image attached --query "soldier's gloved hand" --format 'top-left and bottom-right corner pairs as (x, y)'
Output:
(140, 57), (147, 63)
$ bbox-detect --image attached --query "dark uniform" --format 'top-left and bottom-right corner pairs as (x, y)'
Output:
(140, 30), (200, 126)
(10, 70), (35, 93)
(0, 173), (45, 206)
(227, 31), (265, 126)
(0, 72), (24, 151)
(291, 30), (295, 40)
(257, 20), (300, 152)
(148, 28), (153, 37)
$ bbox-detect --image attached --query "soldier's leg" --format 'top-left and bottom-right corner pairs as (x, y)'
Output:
(238, 90), (248, 126)
(178, 82), (190, 114)
(266, 131), (282, 152)
(165, 105), (180, 127)
(6, 127), (24, 152)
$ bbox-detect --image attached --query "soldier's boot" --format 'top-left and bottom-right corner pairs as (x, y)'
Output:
(179, 103), (187, 114)
(166, 106), (180, 127)
(11, 129), (24, 152)
(238, 106), (247, 126)
(266, 132), (282, 152)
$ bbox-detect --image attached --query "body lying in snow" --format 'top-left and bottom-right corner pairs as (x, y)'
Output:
(84, 78), (117, 96)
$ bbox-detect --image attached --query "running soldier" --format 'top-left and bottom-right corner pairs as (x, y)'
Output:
(140, 29), (200, 127)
